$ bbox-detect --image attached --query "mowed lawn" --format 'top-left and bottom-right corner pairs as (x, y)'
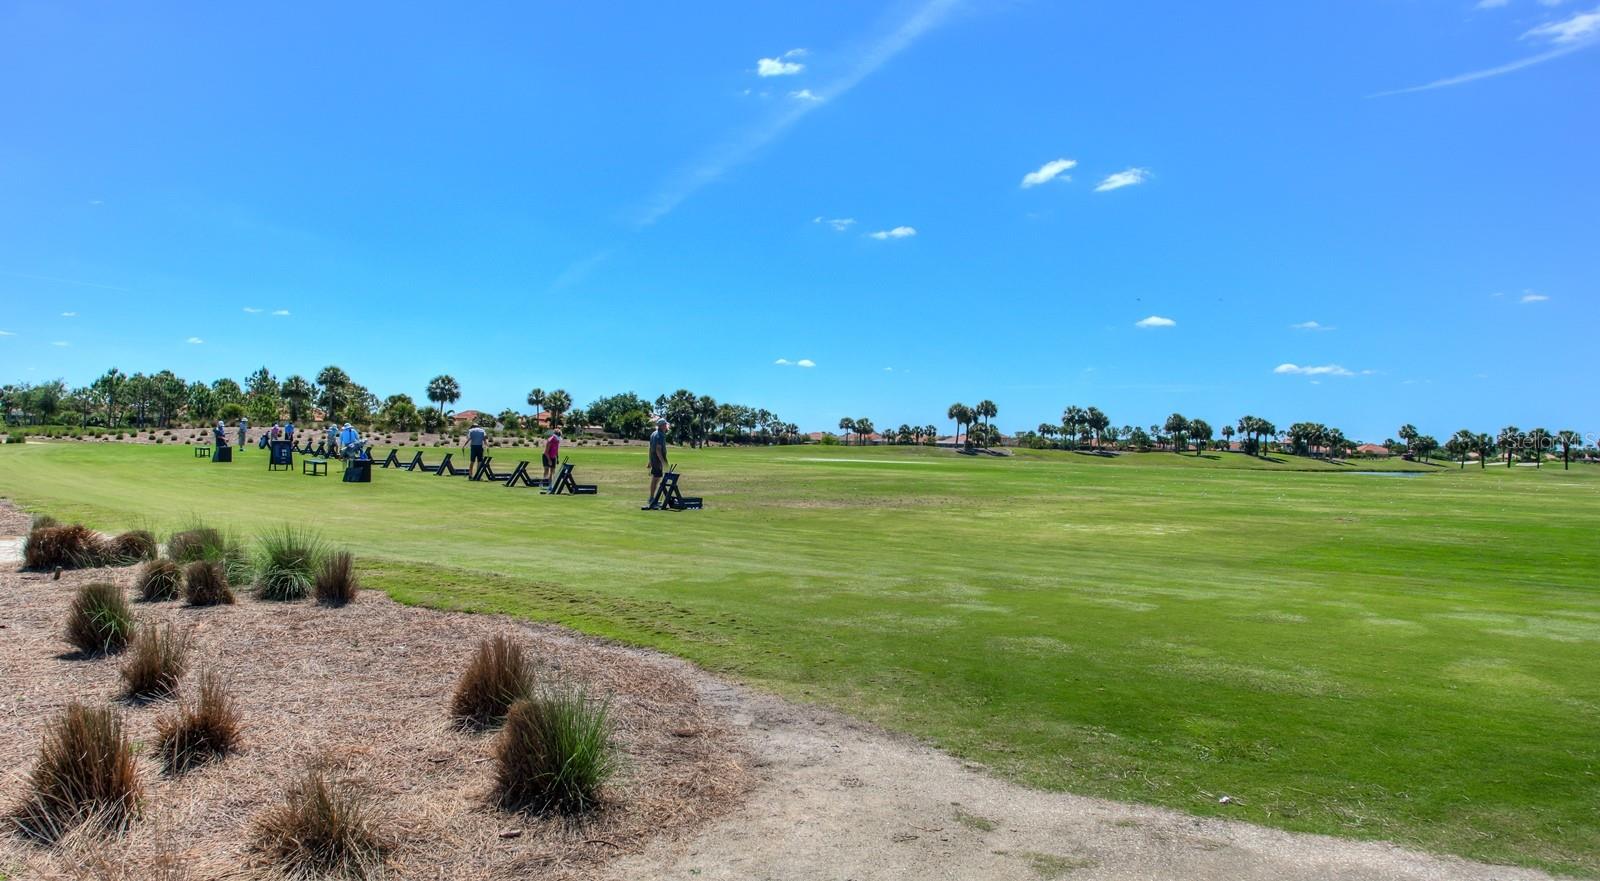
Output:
(3, 441), (1598, 875)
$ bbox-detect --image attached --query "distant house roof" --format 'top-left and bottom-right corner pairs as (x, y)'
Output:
(1355, 443), (1390, 455)
(451, 410), (483, 424)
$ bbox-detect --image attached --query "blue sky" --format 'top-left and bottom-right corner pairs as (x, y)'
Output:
(1, 0), (1596, 441)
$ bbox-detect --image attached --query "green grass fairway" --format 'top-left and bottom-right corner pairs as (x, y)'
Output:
(4, 442), (1597, 875)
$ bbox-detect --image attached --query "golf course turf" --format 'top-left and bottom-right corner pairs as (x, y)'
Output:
(3, 442), (1596, 876)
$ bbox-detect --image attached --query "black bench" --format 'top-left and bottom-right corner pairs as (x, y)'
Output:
(194, 445), (211, 458)
(303, 458), (328, 476)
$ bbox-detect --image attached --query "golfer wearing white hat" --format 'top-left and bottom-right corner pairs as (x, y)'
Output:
(646, 418), (669, 508)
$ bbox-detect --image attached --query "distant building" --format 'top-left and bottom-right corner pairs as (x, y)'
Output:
(450, 410), (483, 426)
(1354, 443), (1390, 457)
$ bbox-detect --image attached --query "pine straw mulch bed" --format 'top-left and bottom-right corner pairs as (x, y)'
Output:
(0, 547), (752, 879)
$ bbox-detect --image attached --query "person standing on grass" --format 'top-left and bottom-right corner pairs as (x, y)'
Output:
(542, 429), (562, 483)
(213, 420), (228, 447)
(284, 420), (296, 443)
(325, 423), (338, 456)
(467, 423), (487, 469)
(237, 416), (249, 448)
(339, 422), (360, 458)
(646, 418), (669, 507)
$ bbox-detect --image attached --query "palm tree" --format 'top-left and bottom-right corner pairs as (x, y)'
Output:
(1220, 424), (1235, 451)
(526, 388), (546, 423)
(946, 403), (968, 446)
(1187, 418), (1212, 455)
(975, 400), (998, 436)
(854, 418), (876, 445)
(281, 375), (315, 422)
(838, 417), (855, 445)
(315, 365), (353, 422)
(1450, 429), (1477, 469)
(1476, 433), (1495, 469)
(1497, 425), (1522, 467)
(545, 389), (572, 427)
(1062, 406), (1087, 449)
(1163, 413), (1189, 454)
(1398, 424), (1419, 458)
(1527, 427), (1549, 469)
(1085, 406), (1109, 450)
(1556, 429), (1581, 470)
(426, 375), (461, 416)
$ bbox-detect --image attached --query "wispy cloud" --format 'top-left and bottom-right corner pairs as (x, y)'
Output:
(1291, 320), (1335, 331)
(271, 309), (291, 316)
(868, 226), (917, 240)
(550, 249), (613, 291)
(1274, 363), (1359, 377)
(774, 358), (791, 366)
(243, 307), (264, 314)
(51, 341), (70, 347)
(60, 311), (77, 318)
(813, 216), (856, 232)
(187, 337), (205, 344)
(1521, 292), (1550, 302)
(788, 88), (823, 102)
(0, 330), (15, 337)
(1134, 315), (1175, 328)
(1371, 6), (1600, 97)
(636, 0), (962, 225)
(1525, 6), (1600, 43)
(1096, 168), (1149, 192)
(1021, 158), (1076, 189)
(797, 358), (816, 368)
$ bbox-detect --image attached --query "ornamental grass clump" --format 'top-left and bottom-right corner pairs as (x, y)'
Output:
(65, 582), (134, 655)
(314, 551), (360, 607)
(24, 523), (107, 570)
(136, 558), (184, 601)
(183, 560), (236, 607)
(154, 671), (242, 773)
(104, 529), (158, 565)
(255, 525), (327, 602)
(494, 685), (617, 815)
(450, 635), (537, 730)
(120, 622), (191, 699)
(13, 703), (141, 841)
(253, 768), (388, 879)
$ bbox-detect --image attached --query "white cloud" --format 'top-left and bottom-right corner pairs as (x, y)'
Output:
(757, 56), (805, 77)
(868, 225), (917, 240)
(1291, 320), (1335, 331)
(0, 330), (15, 336)
(1274, 363), (1356, 377)
(60, 311), (77, 317)
(789, 88), (823, 102)
(243, 307), (263, 313)
(1096, 168), (1150, 192)
(814, 216), (856, 232)
(51, 341), (70, 347)
(88, 199), (104, 206)
(1521, 292), (1550, 302)
(774, 358), (792, 365)
(636, 0), (960, 225)
(1477, 0), (1510, 7)
(1020, 158), (1077, 189)
(1371, 8), (1600, 98)
(783, 48), (808, 58)
(187, 337), (204, 344)
(271, 309), (291, 316)
(796, 359), (816, 368)
(1524, 6), (1600, 43)
(1134, 315), (1176, 328)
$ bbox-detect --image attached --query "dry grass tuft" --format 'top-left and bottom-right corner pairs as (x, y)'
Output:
(154, 670), (242, 773)
(11, 702), (141, 841)
(136, 558), (184, 601)
(495, 687), (618, 815)
(24, 523), (108, 570)
(451, 635), (536, 729)
(104, 529), (159, 565)
(315, 551), (360, 607)
(252, 767), (388, 879)
(165, 527), (225, 563)
(65, 581), (135, 655)
(182, 560), (235, 607)
(120, 622), (191, 699)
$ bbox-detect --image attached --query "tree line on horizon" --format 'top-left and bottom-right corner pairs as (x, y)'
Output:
(0, 369), (802, 446)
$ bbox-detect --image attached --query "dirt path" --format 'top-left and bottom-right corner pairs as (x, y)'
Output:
(0, 504), (1562, 880)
